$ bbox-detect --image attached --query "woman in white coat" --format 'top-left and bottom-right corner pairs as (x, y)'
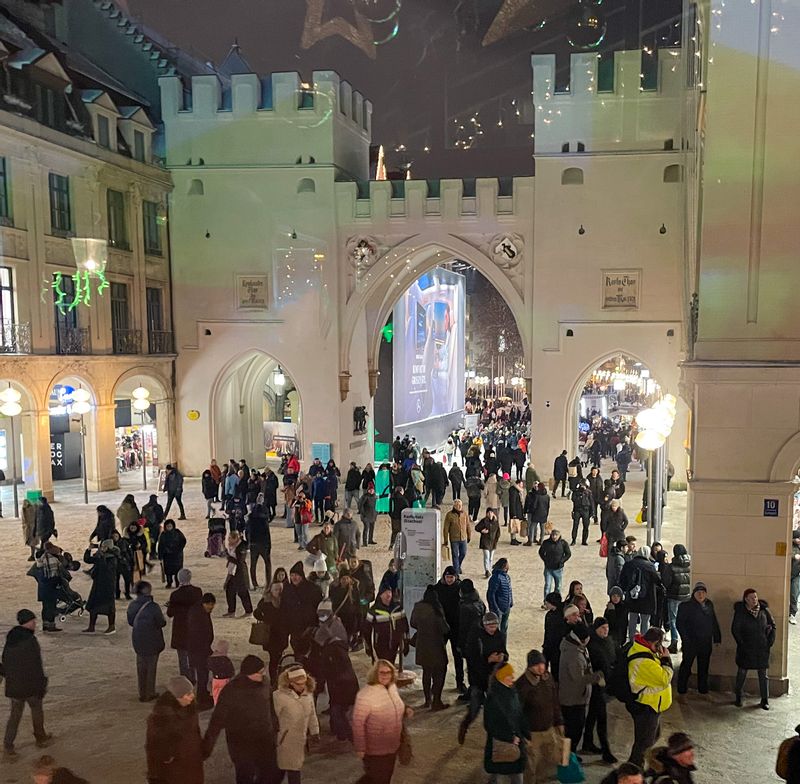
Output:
(273, 667), (320, 783)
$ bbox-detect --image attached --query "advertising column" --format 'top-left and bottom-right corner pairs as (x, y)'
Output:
(400, 507), (442, 614)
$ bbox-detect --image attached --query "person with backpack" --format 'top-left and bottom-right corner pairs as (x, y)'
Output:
(660, 545), (692, 654)
(731, 587), (776, 710)
(644, 732), (697, 784)
(675, 582), (721, 696)
(776, 723), (800, 784)
(616, 627), (673, 768)
(619, 547), (661, 641)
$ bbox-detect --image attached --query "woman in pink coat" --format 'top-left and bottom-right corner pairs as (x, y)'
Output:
(352, 660), (413, 784)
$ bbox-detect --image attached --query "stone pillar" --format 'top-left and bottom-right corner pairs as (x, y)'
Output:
(31, 410), (53, 500)
(154, 397), (176, 467)
(84, 403), (119, 492)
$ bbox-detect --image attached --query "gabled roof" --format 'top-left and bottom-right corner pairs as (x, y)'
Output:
(80, 89), (119, 114)
(8, 48), (71, 83)
(218, 42), (252, 78)
(118, 105), (154, 129)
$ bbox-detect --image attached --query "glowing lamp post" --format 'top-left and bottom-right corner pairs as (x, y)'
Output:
(70, 387), (92, 505)
(132, 386), (151, 490)
(0, 386), (21, 517)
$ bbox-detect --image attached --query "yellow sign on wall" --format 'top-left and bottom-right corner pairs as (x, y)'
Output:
(187, 409), (200, 421)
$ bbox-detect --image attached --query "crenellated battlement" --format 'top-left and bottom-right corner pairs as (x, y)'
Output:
(158, 70), (371, 179)
(335, 177), (534, 223)
(159, 70), (371, 134)
(531, 48), (685, 154)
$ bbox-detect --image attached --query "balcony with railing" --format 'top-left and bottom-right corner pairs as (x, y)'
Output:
(55, 325), (91, 355)
(148, 330), (174, 354)
(112, 328), (142, 355)
(0, 321), (31, 354)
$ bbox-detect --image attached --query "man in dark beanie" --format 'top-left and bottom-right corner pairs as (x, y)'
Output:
(282, 561), (323, 651)
(645, 732), (696, 784)
(2, 610), (52, 759)
(675, 582), (721, 696)
(515, 649), (562, 782)
(203, 654), (276, 782)
(585, 616), (617, 763)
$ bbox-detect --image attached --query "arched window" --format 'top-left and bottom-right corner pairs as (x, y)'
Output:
(561, 167), (584, 185)
(297, 178), (316, 194)
(663, 164), (683, 183)
(187, 178), (204, 196)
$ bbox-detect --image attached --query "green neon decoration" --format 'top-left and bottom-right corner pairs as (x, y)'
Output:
(51, 269), (110, 315)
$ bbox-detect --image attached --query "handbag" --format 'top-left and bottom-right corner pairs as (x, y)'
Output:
(398, 722), (413, 765)
(509, 519), (521, 536)
(599, 532), (608, 558)
(249, 621), (270, 647)
(557, 752), (584, 784)
(491, 739), (521, 764)
(441, 542), (451, 562)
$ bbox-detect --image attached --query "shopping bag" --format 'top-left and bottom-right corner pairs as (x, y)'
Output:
(557, 752), (584, 783)
(635, 508), (645, 524)
(599, 532), (608, 558)
(548, 477), (556, 492)
(441, 543), (451, 562)
(509, 518), (521, 536)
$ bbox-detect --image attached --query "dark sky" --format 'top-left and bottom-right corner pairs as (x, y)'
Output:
(124, 0), (681, 178)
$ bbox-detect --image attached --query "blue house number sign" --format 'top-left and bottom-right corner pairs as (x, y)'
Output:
(763, 499), (779, 517)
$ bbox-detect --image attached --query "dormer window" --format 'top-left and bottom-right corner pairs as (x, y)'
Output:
(97, 115), (110, 148)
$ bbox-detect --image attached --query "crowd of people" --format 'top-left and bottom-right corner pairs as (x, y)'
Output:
(3, 438), (798, 784)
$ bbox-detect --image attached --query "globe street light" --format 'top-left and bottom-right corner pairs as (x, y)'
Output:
(132, 385), (151, 490)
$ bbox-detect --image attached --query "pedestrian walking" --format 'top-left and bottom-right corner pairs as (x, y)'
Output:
(476, 509), (501, 579)
(167, 568), (203, 679)
(410, 585), (450, 711)
(660, 544), (691, 653)
(163, 464), (187, 520)
(358, 485), (378, 546)
(146, 676), (204, 784)
(435, 566), (465, 694)
(157, 519), (187, 589)
(465, 475), (485, 522)
(82, 539), (119, 634)
(731, 588), (775, 709)
(445, 499), (471, 574)
(449, 463), (464, 501)
(35, 497), (56, 545)
(363, 585), (409, 666)
(203, 655), (277, 784)
(488, 558), (513, 637)
(245, 504), (271, 589)
(345, 462), (363, 510)
(187, 593), (216, 709)
(273, 667), (320, 784)
(2, 609), (52, 760)
(34, 541), (62, 633)
(127, 580), (167, 702)
(538, 530), (571, 605)
(526, 483), (550, 545)
(552, 450), (568, 498)
(483, 662), (528, 784)
(352, 659), (410, 784)
(222, 531), (253, 617)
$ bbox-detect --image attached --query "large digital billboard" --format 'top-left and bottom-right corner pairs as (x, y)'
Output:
(393, 268), (465, 442)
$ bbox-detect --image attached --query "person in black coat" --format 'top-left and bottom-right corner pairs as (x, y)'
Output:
(245, 504), (271, 589)
(675, 582), (721, 695)
(570, 481), (593, 546)
(142, 494), (165, 557)
(111, 529), (133, 600)
(661, 544), (692, 653)
(587, 467), (604, 523)
(89, 505), (115, 543)
(584, 616), (618, 763)
(82, 540), (119, 634)
(527, 483), (550, 545)
(167, 569), (203, 680)
(263, 469), (279, 521)
(389, 487), (410, 545)
(618, 547), (661, 641)
(187, 593), (216, 708)
(35, 498), (56, 545)
(604, 588), (629, 649)
(541, 593), (566, 678)
(320, 638), (359, 740)
(435, 566), (465, 693)
(1, 609), (50, 755)
(282, 562), (323, 651)
(448, 463), (464, 501)
(222, 532), (252, 617)
(552, 450), (568, 498)
(203, 655), (276, 781)
(158, 520), (187, 589)
(603, 500), (629, 545)
(731, 588), (776, 709)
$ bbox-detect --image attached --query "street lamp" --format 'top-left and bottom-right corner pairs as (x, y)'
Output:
(273, 366), (286, 387)
(0, 385), (21, 517)
(132, 386), (151, 490)
(70, 387), (92, 505)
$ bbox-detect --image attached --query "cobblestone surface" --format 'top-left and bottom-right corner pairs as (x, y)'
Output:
(0, 461), (795, 783)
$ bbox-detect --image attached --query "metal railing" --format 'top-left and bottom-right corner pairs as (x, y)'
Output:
(55, 325), (90, 355)
(112, 328), (142, 355)
(0, 321), (31, 354)
(148, 330), (174, 354)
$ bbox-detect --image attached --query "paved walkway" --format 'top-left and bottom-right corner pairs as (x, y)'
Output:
(0, 462), (795, 783)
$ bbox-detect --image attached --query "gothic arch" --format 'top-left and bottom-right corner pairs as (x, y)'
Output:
(340, 234), (530, 377)
(769, 432), (800, 482)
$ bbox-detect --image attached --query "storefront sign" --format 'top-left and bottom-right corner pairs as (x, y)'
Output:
(236, 275), (269, 310)
(401, 508), (441, 614)
(602, 270), (640, 309)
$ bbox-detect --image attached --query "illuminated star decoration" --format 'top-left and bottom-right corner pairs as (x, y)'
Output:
(482, 0), (547, 46)
(50, 270), (109, 314)
(301, 0), (376, 59)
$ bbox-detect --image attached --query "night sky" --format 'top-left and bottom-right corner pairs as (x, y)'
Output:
(123, 0), (682, 178)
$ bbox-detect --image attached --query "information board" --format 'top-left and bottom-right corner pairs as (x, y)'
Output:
(401, 508), (441, 614)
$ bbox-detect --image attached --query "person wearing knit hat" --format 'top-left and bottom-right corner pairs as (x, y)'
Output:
(605, 586), (628, 649)
(586, 616), (617, 763)
(675, 581), (721, 697)
(646, 732), (696, 784)
(494, 662), (514, 683)
(559, 618), (600, 755)
(483, 657), (527, 781)
(203, 655), (277, 782)
(167, 675), (195, 702)
(526, 649), (546, 668)
(16, 608), (36, 626)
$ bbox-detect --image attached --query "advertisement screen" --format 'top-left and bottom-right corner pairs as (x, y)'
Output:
(393, 267), (465, 432)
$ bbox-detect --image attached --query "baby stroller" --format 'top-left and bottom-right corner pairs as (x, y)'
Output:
(205, 515), (227, 558)
(55, 554), (85, 622)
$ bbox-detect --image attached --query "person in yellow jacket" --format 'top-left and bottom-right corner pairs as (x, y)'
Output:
(626, 627), (673, 767)
(444, 499), (471, 575)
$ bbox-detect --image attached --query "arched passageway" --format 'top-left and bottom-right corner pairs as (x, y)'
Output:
(211, 350), (303, 467)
